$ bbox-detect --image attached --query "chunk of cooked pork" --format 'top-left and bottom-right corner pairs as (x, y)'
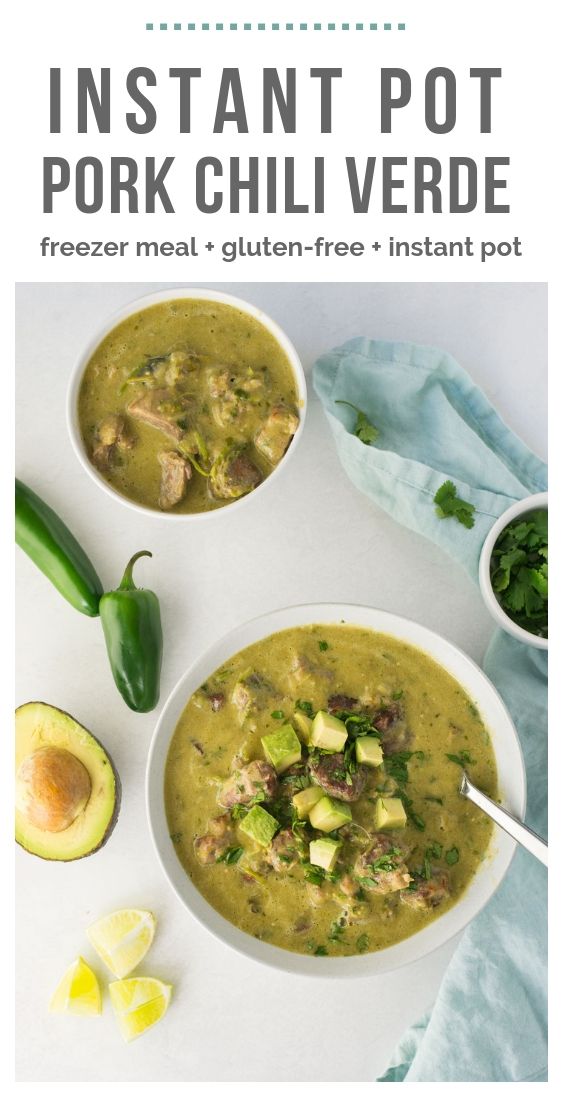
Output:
(209, 445), (262, 500)
(265, 828), (300, 872)
(91, 414), (135, 470)
(127, 388), (191, 442)
(353, 834), (411, 894)
(255, 405), (299, 465)
(218, 759), (278, 809)
(400, 869), (450, 910)
(231, 672), (275, 718)
(309, 753), (368, 803)
(193, 814), (235, 865)
(157, 450), (192, 510)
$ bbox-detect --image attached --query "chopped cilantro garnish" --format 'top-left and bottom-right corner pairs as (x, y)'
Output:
(395, 789), (425, 831)
(271, 709), (285, 720)
(490, 509), (548, 638)
(434, 480), (476, 529)
(335, 709), (379, 739)
(313, 945), (328, 956)
(445, 750), (476, 768)
(318, 640), (329, 652)
(384, 750), (424, 787)
(426, 841), (443, 860)
(216, 846), (244, 865)
(391, 690), (404, 700)
(295, 699), (315, 718)
(368, 847), (402, 875)
(356, 933), (370, 953)
(304, 864), (326, 886)
(230, 803), (249, 820)
(446, 846), (460, 865)
(328, 920), (346, 943)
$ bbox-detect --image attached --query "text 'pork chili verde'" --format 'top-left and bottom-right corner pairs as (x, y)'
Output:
(165, 623), (497, 958)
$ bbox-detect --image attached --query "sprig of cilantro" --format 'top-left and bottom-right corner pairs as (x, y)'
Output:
(335, 400), (379, 445)
(434, 480), (476, 529)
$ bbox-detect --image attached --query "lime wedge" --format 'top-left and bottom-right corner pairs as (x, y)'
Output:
(49, 956), (101, 1016)
(109, 977), (172, 1041)
(86, 908), (156, 979)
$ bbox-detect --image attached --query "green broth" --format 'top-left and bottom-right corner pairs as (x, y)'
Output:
(165, 624), (497, 957)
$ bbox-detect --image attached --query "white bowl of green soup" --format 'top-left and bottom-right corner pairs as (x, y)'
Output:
(146, 604), (526, 977)
(68, 288), (306, 518)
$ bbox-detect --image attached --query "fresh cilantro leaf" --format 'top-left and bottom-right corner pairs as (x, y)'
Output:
(426, 841), (443, 860)
(295, 699), (315, 718)
(395, 789), (425, 831)
(356, 933), (370, 953)
(271, 709), (285, 719)
(313, 945), (328, 956)
(328, 920), (346, 943)
(446, 847), (460, 865)
(335, 400), (379, 445)
(384, 750), (424, 787)
(446, 750), (476, 768)
(216, 846), (244, 865)
(230, 804), (249, 820)
(318, 640), (329, 652)
(434, 480), (476, 529)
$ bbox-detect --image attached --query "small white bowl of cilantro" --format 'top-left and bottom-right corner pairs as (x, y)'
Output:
(479, 493), (548, 649)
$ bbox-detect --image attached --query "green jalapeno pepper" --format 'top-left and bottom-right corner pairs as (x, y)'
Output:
(15, 478), (103, 617)
(100, 550), (163, 713)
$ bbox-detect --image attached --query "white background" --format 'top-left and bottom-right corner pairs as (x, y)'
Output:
(15, 280), (547, 1082)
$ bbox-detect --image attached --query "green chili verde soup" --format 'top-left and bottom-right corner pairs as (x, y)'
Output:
(78, 298), (301, 514)
(164, 624), (497, 958)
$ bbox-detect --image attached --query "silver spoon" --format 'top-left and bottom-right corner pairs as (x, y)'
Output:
(459, 771), (548, 867)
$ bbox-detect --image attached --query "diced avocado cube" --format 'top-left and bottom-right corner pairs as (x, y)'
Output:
(293, 711), (313, 744)
(374, 797), (407, 830)
(309, 796), (352, 832)
(311, 711), (348, 753)
(355, 736), (383, 767)
(292, 785), (323, 819)
(309, 837), (342, 873)
(261, 725), (302, 773)
(239, 805), (279, 847)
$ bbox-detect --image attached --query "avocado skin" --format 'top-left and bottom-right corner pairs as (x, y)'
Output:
(15, 702), (121, 862)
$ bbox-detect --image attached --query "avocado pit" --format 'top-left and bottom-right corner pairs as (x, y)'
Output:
(16, 745), (92, 833)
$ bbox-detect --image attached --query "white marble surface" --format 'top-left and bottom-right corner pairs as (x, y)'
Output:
(15, 282), (547, 1082)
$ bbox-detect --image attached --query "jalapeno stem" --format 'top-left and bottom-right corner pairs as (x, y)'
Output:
(119, 549), (152, 590)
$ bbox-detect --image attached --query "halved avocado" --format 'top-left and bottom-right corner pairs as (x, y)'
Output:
(15, 702), (121, 861)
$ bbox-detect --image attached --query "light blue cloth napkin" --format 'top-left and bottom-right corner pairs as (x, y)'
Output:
(313, 338), (548, 1083)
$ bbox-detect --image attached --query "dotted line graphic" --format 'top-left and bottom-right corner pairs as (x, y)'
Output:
(145, 22), (406, 32)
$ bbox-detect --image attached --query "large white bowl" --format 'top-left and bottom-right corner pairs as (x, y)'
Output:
(478, 492), (548, 650)
(66, 287), (307, 521)
(146, 603), (526, 978)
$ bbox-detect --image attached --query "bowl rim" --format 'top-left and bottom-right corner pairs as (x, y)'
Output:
(146, 601), (526, 979)
(65, 286), (308, 522)
(478, 492), (548, 651)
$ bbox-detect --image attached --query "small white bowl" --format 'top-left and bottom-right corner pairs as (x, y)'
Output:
(66, 287), (307, 521)
(478, 492), (548, 650)
(146, 603), (526, 978)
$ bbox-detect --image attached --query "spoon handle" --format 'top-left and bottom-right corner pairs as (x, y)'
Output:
(460, 772), (548, 868)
